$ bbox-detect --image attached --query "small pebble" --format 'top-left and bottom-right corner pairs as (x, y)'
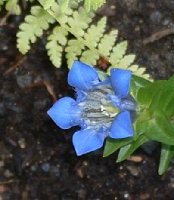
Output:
(0, 161), (4, 168)
(4, 169), (13, 178)
(41, 163), (50, 172)
(128, 155), (143, 162)
(150, 11), (162, 24)
(126, 165), (140, 176)
(16, 74), (32, 88)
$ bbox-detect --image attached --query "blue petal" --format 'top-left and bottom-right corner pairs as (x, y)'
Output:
(109, 111), (134, 139)
(110, 68), (132, 98)
(47, 97), (81, 129)
(75, 89), (87, 103)
(108, 94), (121, 108)
(72, 128), (106, 156)
(68, 61), (99, 91)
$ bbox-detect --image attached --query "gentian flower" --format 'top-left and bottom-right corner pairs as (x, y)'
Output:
(47, 61), (136, 156)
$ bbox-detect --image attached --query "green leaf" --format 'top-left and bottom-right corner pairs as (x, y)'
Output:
(137, 80), (165, 106)
(109, 41), (128, 66)
(117, 54), (136, 68)
(150, 85), (174, 117)
(84, 17), (106, 48)
(103, 138), (132, 157)
(46, 26), (68, 67)
(131, 75), (151, 99)
(83, 0), (106, 11)
(0, 0), (5, 8)
(17, 6), (54, 54)
(66, 39), (85, 67)
(158, 144), (174, 175)
(6, 0), (21, 15)
(68, 7), (93, 37)
(129, 65), (150, 80)
(39, 0), (55, 9)
(117, 135), (149, 162)
(146, 111), (174, 145)
(80, 49), (99, 65)
(98, 30), (118, 57)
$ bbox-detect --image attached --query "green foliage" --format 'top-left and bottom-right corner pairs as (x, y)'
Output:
(0, 0), (21, 14)
(46, 26), (68, 67)
(16, 0), (149, 79)
(117, 135), (149, 162)
(17, 6), (54, 53)
(159, 144), (174, 175)
(83, 0), (106, 11)
(104, 74), (174, 175)
(1, 0), (174, 176)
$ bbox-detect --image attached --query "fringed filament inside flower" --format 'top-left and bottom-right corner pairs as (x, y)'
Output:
(79, 86), (119, 130)
(100, 104), (119, 118)
(77, 83), (136, 133)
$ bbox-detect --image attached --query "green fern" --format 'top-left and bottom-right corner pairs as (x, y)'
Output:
(46, 26), (68, 67)
(17, 6), (54, 54)
(0, 0), (21, 14)
(67, 7), (93, 37)
(98, 30), (118, 56)
(16, 0), (150, 79)
(66, 39), (85, 66)
(83, 0), (106, 11)
(0, 0), (5, 9)
(84, 17), (106, 47)
(6, 0), (21, 14)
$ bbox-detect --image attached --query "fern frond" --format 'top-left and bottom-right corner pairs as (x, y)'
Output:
(0, 0), (21, 14)
(39, 0), (55, 9)
(0, 0), (5, 10)
(68, 7), (93, 37)
(46, 26), (68, 67)
(83, 0), (106, 11)
(17, 6), (54, 54)
(66, 39), (85, 66)
(98, 30), (118, 57)
(81, 49), (99, 65)
(109, 41), (128, 66)
(117, 54), (136, 68)
(15, 0), (150, 79)
(47, 1), (72, 24)
(129, 65), (150, 79)
(84, 17), (106, 48)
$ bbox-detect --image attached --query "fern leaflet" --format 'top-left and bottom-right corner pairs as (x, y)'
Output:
(5, 0), (21, 14)
(84, 17), (106, 48)
(117, 54), (136, 68)
(98, 30), (118, 57)
(46, 26), (68, 67)
(83, 0), (106, 11)
(66, 39), (85, 66)
(17, 6), (54, 54)
(68, 7), (93, 37)
(109, 41), (128, 66)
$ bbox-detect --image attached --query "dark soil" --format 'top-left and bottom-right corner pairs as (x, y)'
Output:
(1, 0), (174, 199)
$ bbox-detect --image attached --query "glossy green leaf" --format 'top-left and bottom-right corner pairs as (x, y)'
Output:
(117, 135), (149, 162)
(137, 80), (165, 106)
(103, 138), (132, 157)
(146, 112), (174, 145)
(158, 144), (174, 175)
(131, 75), (151, 99)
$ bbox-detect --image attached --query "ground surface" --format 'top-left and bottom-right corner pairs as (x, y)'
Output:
(1, 0), (174, 199)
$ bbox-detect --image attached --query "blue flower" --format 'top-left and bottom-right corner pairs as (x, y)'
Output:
(47, 61), (136, 156)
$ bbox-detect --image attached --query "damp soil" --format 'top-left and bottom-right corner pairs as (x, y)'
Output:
(1, 0), (174, 199)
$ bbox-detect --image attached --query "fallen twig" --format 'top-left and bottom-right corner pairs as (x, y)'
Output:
(3, 55), (26, 75)
(143, 28), (174, 45)
(26, 80), (57, 102)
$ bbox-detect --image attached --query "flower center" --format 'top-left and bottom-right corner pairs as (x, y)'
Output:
(78, 85), (118, 129)
(77, 84), (137, 132)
